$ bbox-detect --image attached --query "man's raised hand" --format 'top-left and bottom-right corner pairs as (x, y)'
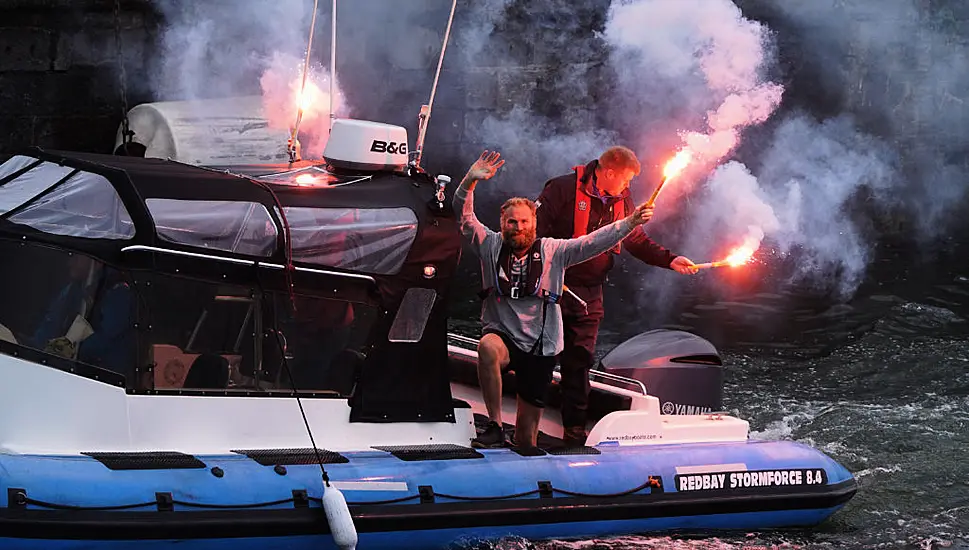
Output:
(466, 150), (505, 181)
(628, 203), (654, 226)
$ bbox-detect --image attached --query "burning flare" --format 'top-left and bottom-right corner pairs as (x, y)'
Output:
(694, 229), (762, 270)
(294, 174), (317, 185)
(646, 148), (694, 207)
(259, 52), (344, 160)
(295, 80), (324, 117)
(663, 149), (693, 181)
(722, 243), (756, 267)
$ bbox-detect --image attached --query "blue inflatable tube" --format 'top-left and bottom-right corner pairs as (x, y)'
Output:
(0, 438), (856, 549)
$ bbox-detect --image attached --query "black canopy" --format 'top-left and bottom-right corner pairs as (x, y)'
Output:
(0, 147), (465, 423)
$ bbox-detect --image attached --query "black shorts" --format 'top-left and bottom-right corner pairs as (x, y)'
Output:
(484, 329), (557, 408)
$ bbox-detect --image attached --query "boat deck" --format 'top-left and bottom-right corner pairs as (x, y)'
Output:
(472, 412), (599, 454)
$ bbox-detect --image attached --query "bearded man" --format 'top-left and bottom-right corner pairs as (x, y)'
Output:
(453, 150), (654, 449)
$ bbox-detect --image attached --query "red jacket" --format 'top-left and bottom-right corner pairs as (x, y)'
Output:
(536, 160), (676, 287)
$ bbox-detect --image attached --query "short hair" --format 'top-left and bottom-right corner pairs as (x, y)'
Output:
(599, 146), (641, 175)
(500, 197), (537, 220)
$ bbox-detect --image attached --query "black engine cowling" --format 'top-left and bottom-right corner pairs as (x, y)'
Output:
(598, 329), (723, 415)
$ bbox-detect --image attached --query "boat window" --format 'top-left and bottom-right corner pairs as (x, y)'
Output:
(146, 199), (277, 257)
(267, 292), (377, 396)
(6, 170), (136, 240)
(388, 288), (437, 343)
(0, 155), (40, 182)
(0, 155), (76, 216)
(277, 206), (418, 275)
(140, 272), (258, 391)
(0, 241), (139, 382)
(138, 272), (376, 395)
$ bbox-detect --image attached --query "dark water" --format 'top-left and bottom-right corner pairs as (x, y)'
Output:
(448, 241), (969, 550)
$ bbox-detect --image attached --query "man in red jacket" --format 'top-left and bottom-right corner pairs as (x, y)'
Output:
(535, 145), (697, 446)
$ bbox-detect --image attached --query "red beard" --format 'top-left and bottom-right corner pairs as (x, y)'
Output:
(502, 227), (536, 252)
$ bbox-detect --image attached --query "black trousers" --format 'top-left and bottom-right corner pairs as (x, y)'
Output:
(558, 284), (604, 430)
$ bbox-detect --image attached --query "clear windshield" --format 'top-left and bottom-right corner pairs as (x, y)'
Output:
(0, 155), (135, 240)
(278, 206), (418, 274)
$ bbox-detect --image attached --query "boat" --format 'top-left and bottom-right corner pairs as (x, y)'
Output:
(0, 121), (856, 550)
(0, 2), (855, 548)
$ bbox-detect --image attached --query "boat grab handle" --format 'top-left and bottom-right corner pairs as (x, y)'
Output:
(448, 333), (648, 396)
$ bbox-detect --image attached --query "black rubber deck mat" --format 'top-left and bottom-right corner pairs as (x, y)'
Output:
(231, 448), (349, 466)
(81, 451), (206, 470)
(511, 446), (547, 457)
(545, 446), (601, 456)
(372, 444), (484, 461)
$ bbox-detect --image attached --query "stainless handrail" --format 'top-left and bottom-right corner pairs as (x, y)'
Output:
(588, 369), (648, 396)
(120, 245), (376, 283)
(447, 333), (479, 348)
(447, 332), (648, 397)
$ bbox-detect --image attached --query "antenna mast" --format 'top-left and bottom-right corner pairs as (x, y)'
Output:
(329, 0), (337, 135)
(412, 0), (457, 170)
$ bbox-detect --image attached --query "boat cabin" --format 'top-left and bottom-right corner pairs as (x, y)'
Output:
(0, 121), (475, 454)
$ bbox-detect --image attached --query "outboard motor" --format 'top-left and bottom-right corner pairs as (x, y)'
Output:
(598, 329), (723, 415)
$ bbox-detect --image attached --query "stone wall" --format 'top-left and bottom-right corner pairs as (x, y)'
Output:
(0, 0), (601, 177)
(0, 0), (160, 155)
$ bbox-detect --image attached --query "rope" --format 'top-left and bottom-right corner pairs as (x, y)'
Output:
(24, 497), (156, 511)
(173, 160), (328, 486)
(550, 479), (658, 498)
(247, 180), (333, 487)
(23, 495), (294, 511)
(434, 489), (539, 502)
(13, 478), (661, 511)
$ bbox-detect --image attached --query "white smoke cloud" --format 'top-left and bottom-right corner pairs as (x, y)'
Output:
(698, 161), (780, 247)
(152, 0), (316, 101)
(142, 0), (967, 303)
(453, 0), (516, 65)
(603, 0), (784, 213)
(470, 0), (968, 304)
(147, 0), (459, 162)
(472, 106), (619, 201)
(258, 52), (344, 159)
(753, 113), (899, 293)
(759, 0), (969, 243)
(683, 83), (784, 162)
(469, 0), (789, 258)
(684, 112), (899, 297)
(148, 0), (347, 159)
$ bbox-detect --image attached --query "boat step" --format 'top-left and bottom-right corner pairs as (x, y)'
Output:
(81, 451), (207, 470)
(231, 448), (350, 466)
(372, 444), (483, 461)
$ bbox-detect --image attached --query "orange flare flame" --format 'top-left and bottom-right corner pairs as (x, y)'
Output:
(694, 234), (762, 270)
(294, 174), (317, 185)
(662, 149), (693, 181)
(296, 80), (324, 115)
(723, 244), (756, 267)
(646, 148), (695, 208)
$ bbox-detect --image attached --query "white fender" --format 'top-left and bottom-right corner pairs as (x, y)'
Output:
(322, 483), (358, 550)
